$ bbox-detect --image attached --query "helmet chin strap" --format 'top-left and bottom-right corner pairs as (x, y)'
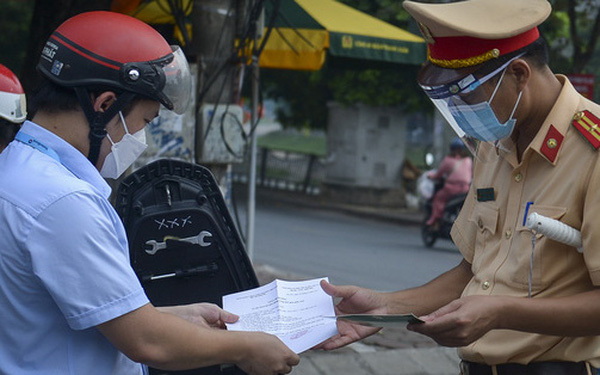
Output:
(74, 88), (136, 166)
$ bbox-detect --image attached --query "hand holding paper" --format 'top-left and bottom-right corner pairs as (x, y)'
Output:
(223, 277), (338, 353)
(317, 279), (414, 350)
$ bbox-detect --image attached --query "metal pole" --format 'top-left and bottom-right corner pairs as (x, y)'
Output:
(191, 0), (237, 200)
(246, 55), (259, 261)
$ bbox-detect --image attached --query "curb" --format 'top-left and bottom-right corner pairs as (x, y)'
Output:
(250, 187), (423, 227)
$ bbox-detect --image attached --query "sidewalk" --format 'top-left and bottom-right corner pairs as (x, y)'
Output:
(293, 346), (460, 375)
(250, 187), (461, 375)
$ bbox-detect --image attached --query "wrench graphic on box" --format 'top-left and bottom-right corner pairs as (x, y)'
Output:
(145, 231), (213, 255)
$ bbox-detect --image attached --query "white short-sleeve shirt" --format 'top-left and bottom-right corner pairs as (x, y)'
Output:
(0, 121), (149, 374)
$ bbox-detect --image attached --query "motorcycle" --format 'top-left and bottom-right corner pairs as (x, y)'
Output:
(417, 172), (467, 248)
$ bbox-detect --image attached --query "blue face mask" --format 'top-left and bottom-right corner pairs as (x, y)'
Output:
(448, 68), (523, 143)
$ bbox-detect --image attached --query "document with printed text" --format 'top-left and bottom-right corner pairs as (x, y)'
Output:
(222, 277), (338, 353)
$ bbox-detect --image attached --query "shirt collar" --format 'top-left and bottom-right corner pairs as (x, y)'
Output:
(528, 74), (580, 164)
(19, 121), (112, 199)
(494, 75), (579, 166)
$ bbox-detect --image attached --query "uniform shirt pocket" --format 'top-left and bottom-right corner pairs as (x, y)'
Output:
(512, 205), (567, 290)
(467, 202), (499, 272)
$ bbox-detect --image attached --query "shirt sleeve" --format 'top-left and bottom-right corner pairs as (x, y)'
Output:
(582, 154), (600, 285)
(450, 183), (477, 263)
(27, 191), (149, 330)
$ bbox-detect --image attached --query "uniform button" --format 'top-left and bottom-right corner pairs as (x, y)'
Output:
(514, 173), (523, 182)
(482, 281), (490, 290)
(478, 218), (484, 229)
(505, 230), (512, 239)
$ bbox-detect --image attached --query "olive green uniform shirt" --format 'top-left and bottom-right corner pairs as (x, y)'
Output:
(451, 75), (600, 366)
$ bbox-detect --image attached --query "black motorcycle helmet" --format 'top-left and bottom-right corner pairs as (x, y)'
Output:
(37, 11), (191, 165)
(449, 137), (467, 153)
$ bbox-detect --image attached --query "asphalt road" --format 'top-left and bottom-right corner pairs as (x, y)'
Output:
(238, 196), (463, 292)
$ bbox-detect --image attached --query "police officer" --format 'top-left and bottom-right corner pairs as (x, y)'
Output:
(0, 63), (26, 152)
(0, 11), (299, 375)
(320, 0), (600, 373)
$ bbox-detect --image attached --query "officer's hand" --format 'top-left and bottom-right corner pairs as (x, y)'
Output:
(237, 332), (300, 375)
(407, 295), (503, 347)
(157, 303), (239, 329)
(315, 280), (386, 350)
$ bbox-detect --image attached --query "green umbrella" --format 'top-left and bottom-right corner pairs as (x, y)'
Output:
(259, 0), (427, 70)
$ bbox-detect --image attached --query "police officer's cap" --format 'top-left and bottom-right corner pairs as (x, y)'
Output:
(403, 0), (551, 85)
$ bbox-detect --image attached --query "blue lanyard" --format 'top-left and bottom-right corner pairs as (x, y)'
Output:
(14, 132), (61, 163)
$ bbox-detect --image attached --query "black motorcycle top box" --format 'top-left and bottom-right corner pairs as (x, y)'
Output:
(115, 159), (257, 375)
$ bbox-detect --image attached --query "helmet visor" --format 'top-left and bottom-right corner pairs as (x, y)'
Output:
(155, 46), (192, 114)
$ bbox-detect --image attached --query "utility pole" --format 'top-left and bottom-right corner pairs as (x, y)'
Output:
(189, 0), (262, 259)
(246, 28), (260, 261)
(190, 0), (242, 201)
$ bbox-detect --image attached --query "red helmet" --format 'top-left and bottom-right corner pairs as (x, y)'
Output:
(37, 11), (191, 114)
(0, 64), (26, 123)
(37, 11), (191, 164)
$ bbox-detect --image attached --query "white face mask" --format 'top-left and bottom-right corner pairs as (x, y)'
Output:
(100, 111), (148, 179)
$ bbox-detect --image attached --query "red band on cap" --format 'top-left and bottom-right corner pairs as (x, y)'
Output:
(429, 28), (540, 62)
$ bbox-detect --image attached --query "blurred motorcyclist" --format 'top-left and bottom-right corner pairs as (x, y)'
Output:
(425, 138), (472, 228)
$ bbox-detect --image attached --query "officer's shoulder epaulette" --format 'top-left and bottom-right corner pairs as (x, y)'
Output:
(572, 110), (600, 150)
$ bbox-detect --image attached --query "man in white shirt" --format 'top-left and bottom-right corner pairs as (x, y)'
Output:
(0, 11), (299, 375)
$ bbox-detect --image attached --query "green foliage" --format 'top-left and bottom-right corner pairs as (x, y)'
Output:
(540, 9), (572, 73)
(545, 0), (600, 99)
(261, 64), (429, 130)
(339, 0), (410, 26)
(327, 66), (428, 110)
(261, 69), (331, 130)
(0, 0), (35, 75)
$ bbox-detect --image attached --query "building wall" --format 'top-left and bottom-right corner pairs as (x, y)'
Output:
(325, 102), (407, 190)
